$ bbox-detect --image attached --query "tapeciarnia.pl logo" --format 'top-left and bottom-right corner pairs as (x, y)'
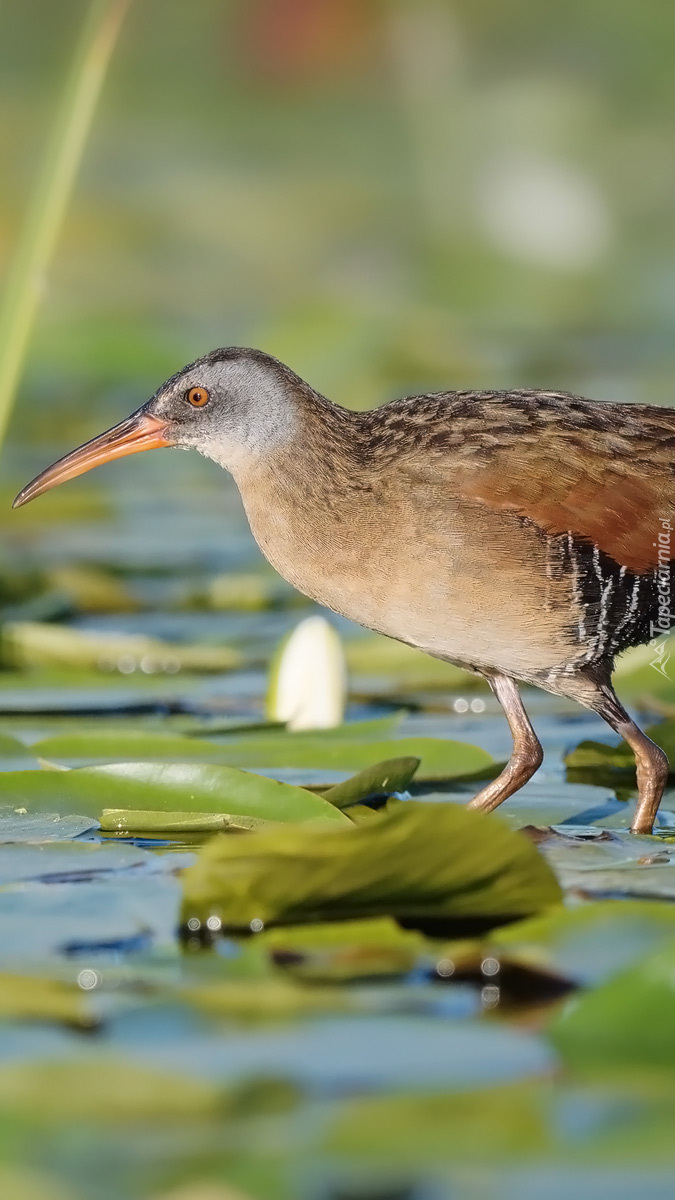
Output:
(650, 517), (672, 678)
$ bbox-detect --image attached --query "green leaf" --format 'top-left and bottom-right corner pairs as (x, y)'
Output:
(564, 738), (635, 772)
(614, 637), (675, 700)
(100, 808), (276, 833)
(0, 1059), (221, 1122)
(29, 729), (495, 782)
(320, 756), (420, 809)
(30, 730), (247, 761)
(551, 942), (675, 1070)
(203, 735), (492, 780)
(3, 621), (242, 673)
(181, 800), (562, 930)
(0, 763), (348, 824)
(491, 899), (675, 987)
(564, 720), (675, 775)
(181, 978), (351, 1021)
(0, 730), (29, 756)
(259, 917), (428, 982)
(0, 972), (97, 1029)
(325, 1081), (553, 1161)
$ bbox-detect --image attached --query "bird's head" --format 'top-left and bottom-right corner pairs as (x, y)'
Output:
(13, 347), (301, 508)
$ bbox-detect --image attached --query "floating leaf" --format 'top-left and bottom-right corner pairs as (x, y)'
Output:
(100, 808), (275, 834)
(1, 763), (348, 824)
(4, 621), (241, 674)
(0, 1059), (221, 1122)
(320, 756), (420, 809)
(491, 899), (675, 987)
(0, 730), (28, 756)
(181, 800), (562, 931)
(195, 735), (493, 781)
(28, 729), (291, 762)
(564, 720), (675, 776)
(551, 942), (675, 1070)
(564, 739), (635, 773)
(0, 972), (97, 1029)
(30, 728), (496, 782)
(326, 1081), (553, 1161)
(260, 917), (427, 982)
(182, 978), (351, 1021)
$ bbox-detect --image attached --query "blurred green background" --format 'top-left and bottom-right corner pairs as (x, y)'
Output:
(4, 8), (675, 1200)
(3, 0), (675, 526)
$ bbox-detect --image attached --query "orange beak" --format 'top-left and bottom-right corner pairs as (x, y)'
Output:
(12, 411), (172, 509)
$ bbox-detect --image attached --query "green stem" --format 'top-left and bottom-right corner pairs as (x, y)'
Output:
(0, 0), (132, 451)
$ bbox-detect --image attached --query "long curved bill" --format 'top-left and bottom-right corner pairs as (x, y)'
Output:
(13, 412), (171, 509)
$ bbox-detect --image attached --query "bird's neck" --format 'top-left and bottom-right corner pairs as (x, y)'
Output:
(231, 396), (373, 604)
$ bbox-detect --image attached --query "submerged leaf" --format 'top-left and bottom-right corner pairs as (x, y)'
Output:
(0, 810), (98, 843)
(181, 800), (562, 930)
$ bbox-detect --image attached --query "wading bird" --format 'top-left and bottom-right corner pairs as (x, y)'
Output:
(14, 348), (675, 832)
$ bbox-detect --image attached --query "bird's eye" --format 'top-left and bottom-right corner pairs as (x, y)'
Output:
(186, 386), (210, 407)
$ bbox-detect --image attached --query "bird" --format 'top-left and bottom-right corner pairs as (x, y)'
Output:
(14, 347), (675, 833)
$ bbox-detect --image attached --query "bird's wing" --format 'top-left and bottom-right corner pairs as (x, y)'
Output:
(427, 394), (675, 573)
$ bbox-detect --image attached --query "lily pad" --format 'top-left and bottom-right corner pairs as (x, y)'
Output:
(3, 620), (242, 674)
(260, 917), (428, 982)
(551, 942), (675, 1070)
(491, 899), (675, 987)
(0, 763), (348, 824)
(0, 731), (29, 757)
(0, 1059), (221, 1122)
(564, 739), (635, 773)
(29, 729), (496, 783)
(0, 972), (98, 1029)
(100, 808), (276, 833)
(182, 978), (351, 1021)
(564, 720), (675, 776)
(181, 800), (562, 930)
(320, 756), (420, 809)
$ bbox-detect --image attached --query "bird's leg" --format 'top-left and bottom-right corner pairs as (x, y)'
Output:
(594, 686), (669, 834)
(467, 674), (543, 814)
